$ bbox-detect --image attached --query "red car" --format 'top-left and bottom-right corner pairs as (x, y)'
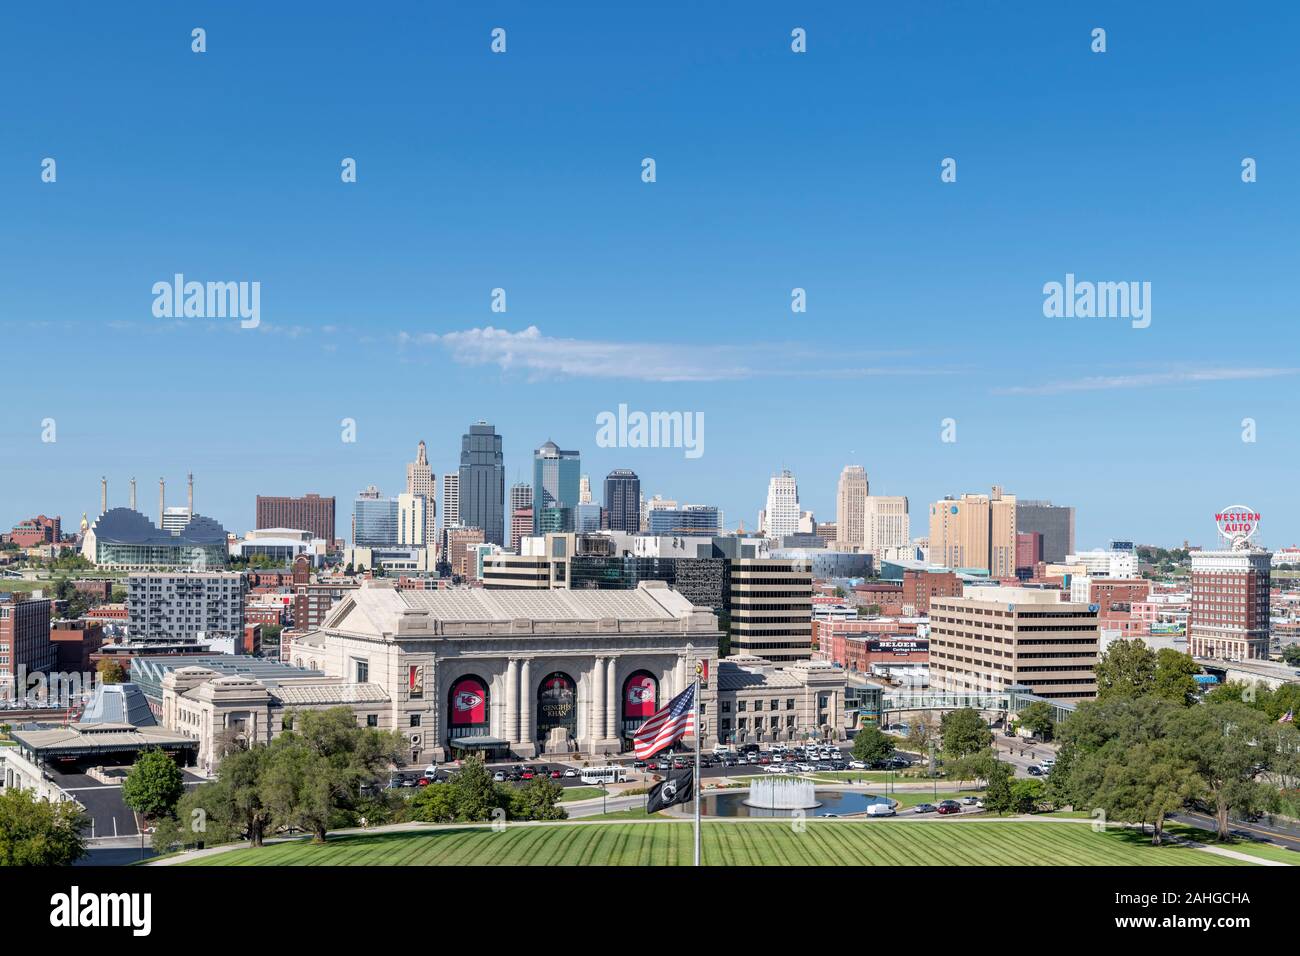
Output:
(549, 770), (563, 779)
(417, 777), (432, 786)
(936, 800), (961, 815)
(520, 770), (536, 780)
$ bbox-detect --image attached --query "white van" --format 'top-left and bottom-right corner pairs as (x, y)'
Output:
(580, 766), (629, 785)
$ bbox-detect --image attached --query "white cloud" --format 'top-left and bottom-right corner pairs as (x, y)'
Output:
(996, 366), (1300, 395)
(399, 325), (935, 383)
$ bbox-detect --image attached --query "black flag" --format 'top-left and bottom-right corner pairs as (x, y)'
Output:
(646, 767), (694, 813)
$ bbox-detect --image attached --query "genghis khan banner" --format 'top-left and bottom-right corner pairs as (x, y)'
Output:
(622, 670), (659, 738)
(536, 672), (577, 742)
(448, 675), (489, 742)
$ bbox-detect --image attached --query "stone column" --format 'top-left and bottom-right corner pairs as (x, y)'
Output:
(591, 657), (606, 745)
(505, 658), (519, 743)
(605, 656), (618, 742)
(519, 658), (533, 748)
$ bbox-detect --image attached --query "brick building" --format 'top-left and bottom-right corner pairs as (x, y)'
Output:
(901, 568), (962, 615)
(255, 494), (336, 544)
(0, 596), (55, 679)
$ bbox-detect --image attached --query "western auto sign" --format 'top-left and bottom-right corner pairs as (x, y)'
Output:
(449, 676), (488, 726)
(1215, 505), (1260, 544)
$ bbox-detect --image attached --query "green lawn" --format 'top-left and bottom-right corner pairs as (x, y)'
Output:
(183, 820), (1251, 867)
(1165, 823), (1300, 864)
(557, 787), (606, 803)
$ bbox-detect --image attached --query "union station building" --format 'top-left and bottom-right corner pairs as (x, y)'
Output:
(283, 581), (722, 762)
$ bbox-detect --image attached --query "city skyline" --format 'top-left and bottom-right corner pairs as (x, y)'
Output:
(3, 3), (1297, 548)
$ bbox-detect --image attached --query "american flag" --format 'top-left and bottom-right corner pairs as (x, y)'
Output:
(633, 684), (695, 759)
(1280, 709), (1294, 724)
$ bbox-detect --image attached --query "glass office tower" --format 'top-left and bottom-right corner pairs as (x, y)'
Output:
(533, 441), (581, 533)
(459, 422), (506, 546)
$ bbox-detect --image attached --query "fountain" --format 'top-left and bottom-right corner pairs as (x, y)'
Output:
(744, 776), (821, 811)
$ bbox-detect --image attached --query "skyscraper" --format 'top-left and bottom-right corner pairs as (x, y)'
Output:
(835, 465), (868, 551)
(459, 422), (505, 546)
(579, 475), (592, 504)
(397, 493), (427, 547)
(441, 473), (460, 530)
(603, 469), (641, 532)
(762, 470), (800, 540)
(405, 440), (437, 548)
(928, 486), (1016, 576)
(352, 486), (399, 547)
(510, 482), (533, 515)
(256, 493), (336, 543)
(863, 496), (910, 560)
(1015, 500), (1076, 564)
(533, 440), (580, 533)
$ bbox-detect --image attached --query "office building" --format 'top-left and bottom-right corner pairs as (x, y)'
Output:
(727, 558), (813, 663)
(0, 596), (55, 679)
(1015, 500), (1076, 564)
(9, 515), (61, 548)
(533, 441), (581, 534)
(901, 568), (962, 615)
(441, 473), (460, 531)
(835, 465), (868, 551)
(647, 505), (722, 536)
(510, 482), (533, 514)
(863, 496), (910, 561)
(256, 493), (336, 544)
(1015, 532), (1044, 576)
(575, 502), (603, 533)
(603, 469), (640, 533)
(397, 493), (429, 547)
(929, 586), (1099, 702)
(579, 475), (592, 504)
(445, 526), (487, 579)
(1189, 548), (1272, 661)
(405, 441), (438, 548)
(762, 470), (800, 540)
(510, 507), (533, 554)
(928, 486), (1016, 576)
(352, 486), (399, 547)
(127, 571), (247, 645)
(459, 422), (506, 546)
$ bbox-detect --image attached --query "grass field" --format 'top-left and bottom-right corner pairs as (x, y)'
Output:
(557, 787), (606, 802)
(183, 820), (1251, 867)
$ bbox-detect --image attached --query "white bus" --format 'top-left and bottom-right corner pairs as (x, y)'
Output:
(580, 766), (629, 785)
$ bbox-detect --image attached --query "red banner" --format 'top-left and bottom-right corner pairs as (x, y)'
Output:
(449, 676), (488, 726)
(623, 671), (658, 719)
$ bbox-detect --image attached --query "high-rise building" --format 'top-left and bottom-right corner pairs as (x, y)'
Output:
(579, 475), (592, 505)
(533, 441), (581, 534)
(863, 496), (910, 560)
(405, 441), (438, 548)
(901, 568), (962, 615)
(397, 493), (428, 547)
(256, 493), (336, 543)
(640, 494), (676, 532)
(928, 486), (1016, 576)
(127, 571), (247, 645)
(835, 466), (868, 551)
(728, 558), (813, 663)
(353, 486), (399, 547)
(762, 470), (800, 540)
(929, 587), (1099, 702)
(441, 474), (460, 532)
(1189, 548), (1271, 660)
(647, 505), (722, 536)
(459, 422), (505, 546)
(509, 507), (533, 553)
(445, 526), (487, 579)
(1015, 500), (1076, 564)
(1015, 532), (1044, 576)
(604, 469), (640, 532)
(510, 482), (533, 515)
(0, 596), (55, 679)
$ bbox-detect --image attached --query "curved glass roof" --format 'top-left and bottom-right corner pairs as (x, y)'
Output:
(92, 507), (228, 546)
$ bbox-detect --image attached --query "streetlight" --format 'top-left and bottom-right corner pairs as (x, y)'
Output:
(601, 780), (608, 815)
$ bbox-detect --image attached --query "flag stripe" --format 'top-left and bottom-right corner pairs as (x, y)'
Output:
(633, 684), (696, 759)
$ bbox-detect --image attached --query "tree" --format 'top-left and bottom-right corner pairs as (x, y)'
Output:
(97, 658), (127, 685)
(261, 707), (404, 843)
(110, 585), (127, 604)
(1153, 649), (1199, 706)
(509, 777), (568, 821)
(1094, 638), (1158, 700)
(1283, 645), (1300, 667)
(406, 783), (458, 823)
(945, 747), (997, 789)
(446, 757), (508, 822)
(981, 758), (1017, 813)
(1017, 701), (1055, 741)
(1009, 778), (1047, 815)
(0, 788), (86, 865)
(1169, 701), (1276, 840)
(122, 749), (184, 820)
(851, 726), (895, 765)
(939, 708), (991, 759)
(904, 714), (934, 754)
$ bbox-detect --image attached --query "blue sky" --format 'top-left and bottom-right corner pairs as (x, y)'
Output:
(2, 1), (1297, 549)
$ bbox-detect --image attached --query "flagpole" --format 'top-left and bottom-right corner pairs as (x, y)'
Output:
(693, 664), (702, 867)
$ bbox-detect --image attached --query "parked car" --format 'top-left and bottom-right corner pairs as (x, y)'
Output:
(493, 771), (507, 782)
(912, 803), (936, 814)
(849, 759), (869, 770)
(866, 802), (896, 817)
(550, 770), (563, 779)
(520, 769), (536, 780)
(632, 760), (648, 769)
(1027, 765), (1045, 776)
(936, 800), (961, 815)
(563, 768), (579, 778)
(961, 796), (977, 805)
(416, 777), (432, 786)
